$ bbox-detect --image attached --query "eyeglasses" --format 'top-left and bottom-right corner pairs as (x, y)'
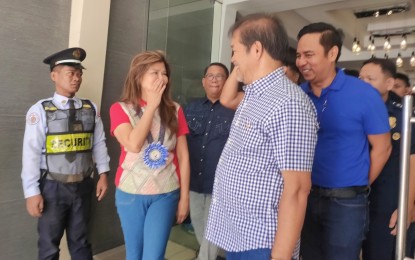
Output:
(204, 74), (226, 81)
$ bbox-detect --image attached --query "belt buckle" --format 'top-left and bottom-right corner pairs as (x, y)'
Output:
(66, 174), (83, 183)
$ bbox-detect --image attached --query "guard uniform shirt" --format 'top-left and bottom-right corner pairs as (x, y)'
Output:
(21, 93), (110, 198)
(370, 95), (415, 213)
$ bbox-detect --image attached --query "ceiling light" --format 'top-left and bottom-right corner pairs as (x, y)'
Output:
(352, 37), (358, 53)
(354, 4), (409, 19)
(411, 52), (415, 67)
(352, 38), (361, 55)
(400, 34), (407, 50)
(355, 41), (361, 54)
(384, 36), (391, 51)
(396, 53), (403, 67)
(367, 36), (376, 52)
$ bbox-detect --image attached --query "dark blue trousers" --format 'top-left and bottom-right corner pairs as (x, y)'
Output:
(38, 178), (93, 260)
(300, 193), (369, 260)
(362, 211), (415, 260)
(407, 223), (415, 257)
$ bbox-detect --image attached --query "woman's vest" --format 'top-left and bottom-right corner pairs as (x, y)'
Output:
(118, 102), (179, 195)
(42, 99), (95, 180)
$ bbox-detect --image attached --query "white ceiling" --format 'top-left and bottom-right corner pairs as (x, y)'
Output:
(222, 0), (415, 81)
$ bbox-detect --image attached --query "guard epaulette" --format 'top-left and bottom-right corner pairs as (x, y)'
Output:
(41, 100), (58, 111)
(80, 99), (96, 117)
(44, 106), (58, 111)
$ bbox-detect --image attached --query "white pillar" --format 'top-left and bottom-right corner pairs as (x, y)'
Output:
(69, 0), (111, 109)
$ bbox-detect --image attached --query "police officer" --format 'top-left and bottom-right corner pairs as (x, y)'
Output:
(21, 47), (110, 260)
(359, 58), (415, 260)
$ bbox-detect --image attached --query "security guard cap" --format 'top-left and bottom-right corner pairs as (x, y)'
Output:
(43, 47), (86, 71)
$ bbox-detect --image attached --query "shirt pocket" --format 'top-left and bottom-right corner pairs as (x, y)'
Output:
(79, 109), (95, 131)
(187, 115), (206, 136)
(236, 116), (263, 149)
(212, 115), (232, 138)
(46, 111), (68, 132)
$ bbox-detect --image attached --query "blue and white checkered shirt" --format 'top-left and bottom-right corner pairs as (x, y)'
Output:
(205, 68), (318, 258)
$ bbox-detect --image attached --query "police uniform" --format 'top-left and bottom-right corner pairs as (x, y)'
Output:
(21, 48), (110, 260)
(362, 94), (415, 259)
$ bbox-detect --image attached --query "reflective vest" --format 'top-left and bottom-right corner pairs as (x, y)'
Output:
(42, 99), (95, 176)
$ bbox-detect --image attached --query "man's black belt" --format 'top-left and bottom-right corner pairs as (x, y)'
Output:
(311, 185), (369, 199)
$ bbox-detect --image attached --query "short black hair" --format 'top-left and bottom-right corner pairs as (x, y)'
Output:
(395, 72), (410, 87)
(297, 22), (344, 62)
(203, 62), (229, 77)
(343, 69), (359, 78)
(283, 47), (304, 84)
(283, 47), (298, 71)
(229, 13), (289, 62)
(361, 58), (396, 78)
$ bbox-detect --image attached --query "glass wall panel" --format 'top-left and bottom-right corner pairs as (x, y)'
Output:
(148, 0), (215, 105)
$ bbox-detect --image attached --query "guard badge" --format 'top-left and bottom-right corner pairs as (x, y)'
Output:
(72, 49), (81, 59)
(392, 132), (401, 141)
(389, 116), (397, 129)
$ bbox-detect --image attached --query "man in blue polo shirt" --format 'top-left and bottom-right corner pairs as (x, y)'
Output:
(296, 22), (392, 260)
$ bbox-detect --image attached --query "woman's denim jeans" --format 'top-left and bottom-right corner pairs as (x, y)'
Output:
(115, 188), (180, 260)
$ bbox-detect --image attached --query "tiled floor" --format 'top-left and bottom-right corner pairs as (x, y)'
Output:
(60, 224), (198, 260)
(93, 241), (197, 260)
(93, 224), (198, 260)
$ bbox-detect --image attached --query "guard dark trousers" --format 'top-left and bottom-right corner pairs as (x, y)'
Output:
(362, 211), (415, 260)
(38, 178), (93, 260)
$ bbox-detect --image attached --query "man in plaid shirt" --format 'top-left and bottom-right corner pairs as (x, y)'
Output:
(205, 13), (318, 260)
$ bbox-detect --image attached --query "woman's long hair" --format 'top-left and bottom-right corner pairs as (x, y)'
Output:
(120, 50), (177, 137)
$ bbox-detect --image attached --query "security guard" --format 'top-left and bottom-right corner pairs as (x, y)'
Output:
(21, 47), (110, 260)
(360, 58), (415, 260)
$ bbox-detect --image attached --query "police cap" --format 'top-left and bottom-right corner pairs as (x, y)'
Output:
(43, 47), (86, 71)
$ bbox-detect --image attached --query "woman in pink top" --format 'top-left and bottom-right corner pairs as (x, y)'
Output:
(110, 50), (190, 260)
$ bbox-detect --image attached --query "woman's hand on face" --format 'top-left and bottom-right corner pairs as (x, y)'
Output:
(146, 78), (166, 110)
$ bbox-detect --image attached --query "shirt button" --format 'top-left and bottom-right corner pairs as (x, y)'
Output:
(205, 133), (208, 136)
(198, 172), (202, 176)
(208, 121), (211, 124)
(211, 109), (214, 112)
(202, 146), (205, 149)
(200, 159), (203, 162)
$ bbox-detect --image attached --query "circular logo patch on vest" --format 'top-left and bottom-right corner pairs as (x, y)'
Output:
(26, 112), (40, 125)
(392, 132), (401, 141)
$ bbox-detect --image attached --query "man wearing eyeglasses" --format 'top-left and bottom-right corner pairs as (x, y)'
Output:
(184, 62), (234, 260)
